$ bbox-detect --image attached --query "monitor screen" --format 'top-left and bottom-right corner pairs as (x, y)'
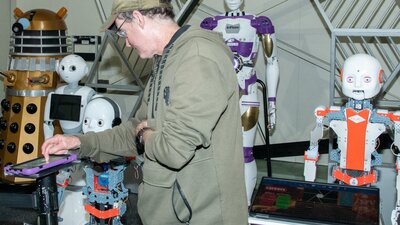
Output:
(250, 177), (380, 225)
(49, 94), (81, 122)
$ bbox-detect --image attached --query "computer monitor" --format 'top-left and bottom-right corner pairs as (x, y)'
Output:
(249, 177), (380, 225)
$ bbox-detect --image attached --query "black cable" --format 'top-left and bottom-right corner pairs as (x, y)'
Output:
(172, 180), (192, 224)
(256, 79), (272, 177)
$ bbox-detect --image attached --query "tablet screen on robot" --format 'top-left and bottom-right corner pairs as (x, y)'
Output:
(50, 94), (81, 121)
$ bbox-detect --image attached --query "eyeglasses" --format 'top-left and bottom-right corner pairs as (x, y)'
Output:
(115, 18), (128, 38)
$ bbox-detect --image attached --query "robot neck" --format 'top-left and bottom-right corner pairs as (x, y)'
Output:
(226, 10), (245, 16)
(64, 82), (80, 93)
(347, 98), (373, 111)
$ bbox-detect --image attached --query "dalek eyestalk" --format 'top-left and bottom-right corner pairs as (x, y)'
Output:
(0, 71), (16, 83)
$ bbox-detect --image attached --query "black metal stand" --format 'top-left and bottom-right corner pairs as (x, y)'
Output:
(257, 79), (272, 177)
(34, 173), (59, 225)
(0, 161), (77, 225)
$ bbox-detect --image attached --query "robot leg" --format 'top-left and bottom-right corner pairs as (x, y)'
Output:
(244, 158), (257, 206)
(243, 125), (258, 205)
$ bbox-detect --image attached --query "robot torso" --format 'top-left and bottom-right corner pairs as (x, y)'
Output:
(201, 13), (274, 66)
(54, 85), (95, 134)
(330, 107), (386, 173)
(201, 13), (274, 102)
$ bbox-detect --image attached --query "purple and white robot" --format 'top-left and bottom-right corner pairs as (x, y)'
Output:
(201, 0), (280, 205)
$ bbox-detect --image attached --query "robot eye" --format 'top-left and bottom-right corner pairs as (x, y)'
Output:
(364, 76), (372, 83)
(61, 65), (65, 71)
(98, 119), (104, 127)
(84, 118), (88, 125)
(346, 76), (354, 83)
(70, 66), (76, 72)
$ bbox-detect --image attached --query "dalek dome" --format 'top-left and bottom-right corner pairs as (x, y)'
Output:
(13, 8), (68, 33)
(11, 7), (70, 57)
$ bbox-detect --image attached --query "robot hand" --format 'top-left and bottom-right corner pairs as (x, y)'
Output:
(392, 206), (400, 225)
(304, 159), (317, 181)
(304, 146), (319, 182)
(267, 100), (276, 131)
(393, 158), (400, 225)
(43, 121), (55, 140)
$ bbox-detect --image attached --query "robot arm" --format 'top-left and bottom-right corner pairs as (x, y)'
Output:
(43, 92), (55, 140)
(392, 111), (400, 156)
(259, 17), (279, 131)
(304, 106), (328, 181)
(391, 111), (400, 225)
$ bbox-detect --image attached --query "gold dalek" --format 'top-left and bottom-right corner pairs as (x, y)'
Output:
(0, 8), (69, 183)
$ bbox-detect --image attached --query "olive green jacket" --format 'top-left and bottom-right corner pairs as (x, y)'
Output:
(78, 26), (248, 225)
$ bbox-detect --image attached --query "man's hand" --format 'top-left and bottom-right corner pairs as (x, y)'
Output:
(41, 134), (81, 162)
(135, 120), (148, 135)
(135, 120), (153, 154)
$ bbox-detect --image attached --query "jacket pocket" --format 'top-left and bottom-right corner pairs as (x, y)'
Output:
(142, 159), (176, 188)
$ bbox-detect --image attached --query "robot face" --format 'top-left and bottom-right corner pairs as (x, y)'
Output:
(82, 98), (116, 133)
(57, 54), (88, 84)
(341, 54), (382, 100)
(225, 0), (244, 11)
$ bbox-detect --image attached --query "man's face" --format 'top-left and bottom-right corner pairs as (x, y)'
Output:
(114, 16), (156, 59)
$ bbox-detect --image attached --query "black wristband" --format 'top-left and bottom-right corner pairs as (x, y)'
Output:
(135, 127), (151, 155)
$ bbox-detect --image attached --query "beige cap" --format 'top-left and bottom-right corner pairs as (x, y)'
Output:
(101, 0), (169, 31)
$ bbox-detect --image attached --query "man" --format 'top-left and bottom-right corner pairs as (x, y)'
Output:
(41, 0), (248, 224)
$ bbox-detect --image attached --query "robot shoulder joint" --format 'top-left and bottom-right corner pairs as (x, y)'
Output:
(200, 17), (217, 30)
(253, 16), (275, 35)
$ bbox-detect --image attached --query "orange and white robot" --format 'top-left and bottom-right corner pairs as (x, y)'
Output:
(303, 53), (400, 223)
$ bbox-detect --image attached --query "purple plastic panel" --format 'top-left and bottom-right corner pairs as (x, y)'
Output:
(5, 154), (77, 176)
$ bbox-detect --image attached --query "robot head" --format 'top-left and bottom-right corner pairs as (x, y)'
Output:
(341, 54), (383, 100)
(11, 8), (69, 57)
(225, 0), (244, 11)
(82, 96), (122, 133)
(57, 54), (88, 84)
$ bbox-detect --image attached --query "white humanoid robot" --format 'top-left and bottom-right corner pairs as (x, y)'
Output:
(303, 54), (400, 224)
(82, 96), (122, 133)
(58, 95), (123, 225)
(201, 0), (280, 205)
(44, 54), (96, 138)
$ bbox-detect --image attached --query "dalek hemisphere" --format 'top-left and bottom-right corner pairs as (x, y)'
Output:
(0, 7), (71, 183)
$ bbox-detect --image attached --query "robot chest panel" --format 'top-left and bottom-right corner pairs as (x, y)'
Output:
(214, 19), (259, 57)
(330, 109), (385, 151)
